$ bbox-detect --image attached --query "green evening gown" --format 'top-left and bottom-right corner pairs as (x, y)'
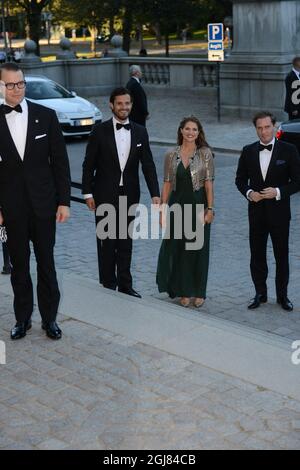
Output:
(156, 161), (211, 299)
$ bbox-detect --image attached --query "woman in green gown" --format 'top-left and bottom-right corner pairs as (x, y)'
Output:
(156, 117), (215, 308)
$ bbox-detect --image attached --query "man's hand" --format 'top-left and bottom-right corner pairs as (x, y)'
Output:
(292, 110), (299, 116)
(152, 197), (160, 208)
(250, 191), (264, 203)
(0, 211), (3, 226)
(260, 187), (277, 199)
(56, 205), (70, 223)
(85, 197), (96, 211)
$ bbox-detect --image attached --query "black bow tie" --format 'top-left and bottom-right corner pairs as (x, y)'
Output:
(116, 122), (131, 131)
(259, 143), (273, 152)
(1, 104), (23, 114)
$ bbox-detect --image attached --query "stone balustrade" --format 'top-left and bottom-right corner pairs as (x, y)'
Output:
(19, 56), (218, 97)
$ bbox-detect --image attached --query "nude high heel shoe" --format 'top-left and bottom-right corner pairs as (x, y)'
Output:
(194, 298), (205, 308)
(180, 297), (190, 307)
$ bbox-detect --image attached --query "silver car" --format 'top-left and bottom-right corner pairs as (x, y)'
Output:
(24, 75), (102, 137)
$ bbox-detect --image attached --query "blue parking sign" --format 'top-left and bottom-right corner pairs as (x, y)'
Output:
(208, 23), (223, 42)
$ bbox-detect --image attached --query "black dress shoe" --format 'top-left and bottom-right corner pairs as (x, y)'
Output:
(248, 294), (267, 310)
(10, 320), (32, 340)
(118, 287), (142, 298)
(42, 321), (62, 340)
(1, 265), (11, 275)
(277, 297), (293, 311)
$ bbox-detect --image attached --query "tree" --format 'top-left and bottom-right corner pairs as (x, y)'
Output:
(52, 0), (121, 52)
(138, 0), (200, 57)
(197, 0), (232, 27)
(14, 0), (51, 55)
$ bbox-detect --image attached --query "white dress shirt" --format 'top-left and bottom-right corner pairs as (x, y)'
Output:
(247, 138), (281, 201)
(4, 99), (28, 161)
(113, 116), (131, 186)
(83, 116), (132, 199)
(293, 68), (300, 80)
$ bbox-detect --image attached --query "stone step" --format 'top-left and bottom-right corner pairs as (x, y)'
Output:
(0, 270), (299, 401)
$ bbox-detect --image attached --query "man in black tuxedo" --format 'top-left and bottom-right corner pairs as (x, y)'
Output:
(126, 65), (149, 126)
(284, 56), (300, 120)
(0, 63), (71, 340)
(82, 87), (160, 298)
(236, 111), (300, 311)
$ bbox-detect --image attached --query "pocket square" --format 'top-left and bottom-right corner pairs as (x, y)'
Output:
(276, 159), (286, 165)
(35, 134), (47, 140)
(0, 156), (2, 162)
(136, 143), (142, 147)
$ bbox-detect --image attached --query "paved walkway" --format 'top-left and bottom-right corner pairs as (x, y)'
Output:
(92, 93), (258, 152)
(1, 93), (300, 450)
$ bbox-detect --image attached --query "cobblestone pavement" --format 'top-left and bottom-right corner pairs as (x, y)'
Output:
(1, 94), (300, 450)
(1, 294), (300, 450)
(55, 143), (300, 342)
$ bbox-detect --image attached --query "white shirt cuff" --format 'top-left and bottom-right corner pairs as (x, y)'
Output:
(246, 189), (253, 201)
(275, 188), (281, 200)
(83, 194), (93, 200)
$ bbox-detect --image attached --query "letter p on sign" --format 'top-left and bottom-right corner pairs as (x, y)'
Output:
(208, 23), (223, 42)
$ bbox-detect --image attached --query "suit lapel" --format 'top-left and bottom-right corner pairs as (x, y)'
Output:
(23, 100), (36, 161)
(265, 139), (279, 183)
(125, 122), (138, 169)
(107, 119), (121, 170)
(254, 142), (265, 184)
(0, 109), (23, 162)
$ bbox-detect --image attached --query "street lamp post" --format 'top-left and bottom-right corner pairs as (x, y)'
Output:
(1, 0), (8, 55)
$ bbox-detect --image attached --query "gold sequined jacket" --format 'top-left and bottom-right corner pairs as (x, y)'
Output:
(163, 146), (215, 192)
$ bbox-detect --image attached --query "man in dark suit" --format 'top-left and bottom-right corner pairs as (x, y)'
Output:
(236, 111), (300, 311)
(126, 65), (149, 126)
(0, 62), (71, 340)
(284, 56), (300, 120)
(82, 87), (160, 298)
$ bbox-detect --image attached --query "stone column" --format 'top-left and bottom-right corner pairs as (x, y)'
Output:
(220, 0), (300, 119)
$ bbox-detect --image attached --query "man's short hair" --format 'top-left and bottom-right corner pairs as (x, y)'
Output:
(0, 62), (24, 80)
(129, 64), (141, 76)
(109, 87), (132, 104)
(292, 57), (300, 67)
(252, 111), (276, 127)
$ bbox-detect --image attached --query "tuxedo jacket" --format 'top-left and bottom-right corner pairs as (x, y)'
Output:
(82, 118), (160, 208)
(126, 78), (148, 125)
(235, 139), (300, 224)
(0, 100), (71, 221)
(284, 70), (300, 115)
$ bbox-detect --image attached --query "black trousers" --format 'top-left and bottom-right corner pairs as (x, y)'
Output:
(5, 207), (60, 323)
(249, 216), (290, 299)
(96, 189), (135, 290)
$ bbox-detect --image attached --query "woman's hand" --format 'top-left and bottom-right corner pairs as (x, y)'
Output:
(204, 209), (214, 225)
(159, 204), (167, 228)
